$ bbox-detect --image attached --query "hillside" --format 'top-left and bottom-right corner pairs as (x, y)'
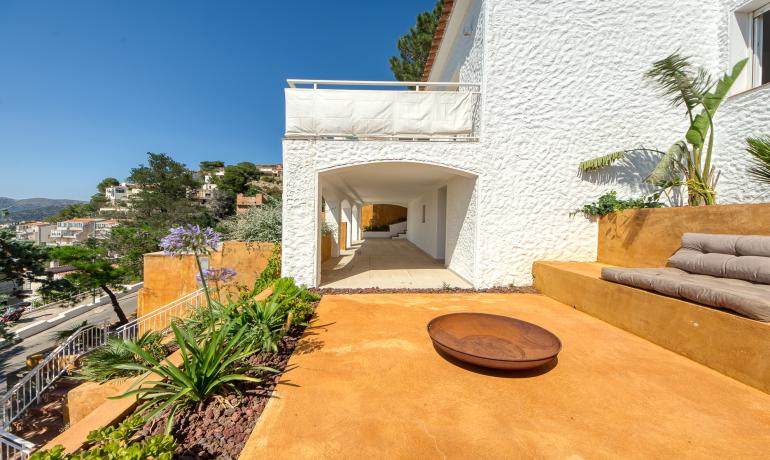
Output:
(0, 197), (83, 222)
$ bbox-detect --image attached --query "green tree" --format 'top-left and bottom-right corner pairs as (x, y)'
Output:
(105, 226), (164, 279)
(216, 162), (259, 195)
(127, 152), (209, 229)
(97, 177), (120, 193)
(220, 198), (281, 242)
(50, 244), (130, 324)
(199, 160), (224, 172)
(0, 227), (49, 292)
(389, 1), (443, 82)
(45, 203), (95, 222)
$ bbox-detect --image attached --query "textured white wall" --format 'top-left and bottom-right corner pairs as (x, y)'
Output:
(283, 0), (770, 288)
(407, 190), (438, 258)
(445, 175), (477, 283)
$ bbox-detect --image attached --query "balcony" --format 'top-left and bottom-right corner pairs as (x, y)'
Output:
(284, 80), (480, 141)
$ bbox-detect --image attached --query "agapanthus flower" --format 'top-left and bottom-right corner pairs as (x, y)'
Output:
(196, 267), (237, 283)
(160, 225), (221, 256)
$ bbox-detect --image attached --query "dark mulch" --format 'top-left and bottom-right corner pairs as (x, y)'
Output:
(310, 286), (538, 295)
(135, 305), (318, 459)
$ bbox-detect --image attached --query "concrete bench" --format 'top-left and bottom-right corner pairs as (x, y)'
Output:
(533, 260), (770, 394)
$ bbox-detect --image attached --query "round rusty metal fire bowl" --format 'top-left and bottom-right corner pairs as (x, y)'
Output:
(427, 313), (562, 370)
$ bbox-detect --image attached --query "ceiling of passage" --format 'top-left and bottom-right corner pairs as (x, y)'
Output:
(320, 162), (471, 206)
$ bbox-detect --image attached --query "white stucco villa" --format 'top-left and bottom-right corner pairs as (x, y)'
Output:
(281, 0), (770, 288)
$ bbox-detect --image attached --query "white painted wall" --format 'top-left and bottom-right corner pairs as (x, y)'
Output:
(407, 188), (439, 258)
(283, 0), (770, 288)
(445, 175), (476, 283)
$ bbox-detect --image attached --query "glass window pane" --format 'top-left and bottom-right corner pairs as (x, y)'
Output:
(759, 11), (770, 85)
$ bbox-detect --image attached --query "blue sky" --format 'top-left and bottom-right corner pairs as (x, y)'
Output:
(0, 0), (434, 200)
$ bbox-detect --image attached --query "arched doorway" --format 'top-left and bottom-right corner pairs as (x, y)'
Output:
(317, 161), (477, 288)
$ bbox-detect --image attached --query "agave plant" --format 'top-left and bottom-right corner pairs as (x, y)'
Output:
(580, 53), (748, 206)
(114, 321), (271, 420)
(746, 136), (770, 185)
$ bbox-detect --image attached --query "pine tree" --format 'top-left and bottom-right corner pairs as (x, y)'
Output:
(389, 1), (443, 82)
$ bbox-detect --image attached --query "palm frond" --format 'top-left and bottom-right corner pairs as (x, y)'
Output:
(579, 151), (626, 171)
(646, 141), (688, 185)
(645, 52), (711, 116)
(746, 136), (770, 185)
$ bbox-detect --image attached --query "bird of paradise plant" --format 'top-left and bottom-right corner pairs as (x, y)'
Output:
(580, 53), (748, 206)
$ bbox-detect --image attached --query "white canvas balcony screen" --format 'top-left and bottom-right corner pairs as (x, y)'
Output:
(285, 88), (473, 137)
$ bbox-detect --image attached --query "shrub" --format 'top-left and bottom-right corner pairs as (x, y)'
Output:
(76, 332), (169, 383)
(30, 415), (175, 459)
(114, 321), (270, 420)
(220, 198), (282, 242)
(269, 277), (319, 325)
(577, 191), (663, 217)
(364, 224), (389, 232)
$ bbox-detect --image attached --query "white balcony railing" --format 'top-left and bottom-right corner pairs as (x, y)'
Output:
(285, 80), (481, 141)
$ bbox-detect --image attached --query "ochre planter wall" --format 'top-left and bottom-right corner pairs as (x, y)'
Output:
(138, 241), (275, 318)
(321, 234), (332, 262)
(597, 203), (770, 268)
(361, 204), (407, 229)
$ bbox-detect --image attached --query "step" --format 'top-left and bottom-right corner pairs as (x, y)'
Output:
(532, 260), (770, 395)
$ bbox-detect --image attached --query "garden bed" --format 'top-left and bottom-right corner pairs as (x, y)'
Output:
(133, 303), (318, 459)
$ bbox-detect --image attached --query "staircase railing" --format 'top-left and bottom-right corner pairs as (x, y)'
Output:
(0, 322), (110, 430)
(0, 288), (206, 458)
(112, 288), (205, 341)
(0, 429), (34, 459)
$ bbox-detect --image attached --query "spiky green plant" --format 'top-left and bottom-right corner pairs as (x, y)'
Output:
(580, 53), (748, 205)
(76, 331), (168, 383)
(114, 321), (271, 420)
(746, 136), (770, 185)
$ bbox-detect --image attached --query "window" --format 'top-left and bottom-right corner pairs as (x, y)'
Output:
(752, 3), (770, 87)
(421, 205), (426, 223)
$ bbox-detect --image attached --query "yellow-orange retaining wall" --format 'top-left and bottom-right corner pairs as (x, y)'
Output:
(533, 261), (770, 394)
(597, 202), (770, 268)
(138, 241), (275, 318)
(360, 204), (407, 229)
(321, 234), (332, 262)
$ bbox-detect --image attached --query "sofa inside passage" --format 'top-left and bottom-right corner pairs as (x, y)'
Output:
(533, 204), (770, 395)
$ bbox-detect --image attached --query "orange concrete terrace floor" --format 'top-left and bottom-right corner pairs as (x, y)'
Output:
(241, 293), (770, 459)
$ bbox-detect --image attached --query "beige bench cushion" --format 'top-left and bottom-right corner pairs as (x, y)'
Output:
(601, 267), (770, 321)
(668, 233), (770, 284)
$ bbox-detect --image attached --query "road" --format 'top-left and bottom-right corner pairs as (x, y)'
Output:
(0, 291), (139, 392)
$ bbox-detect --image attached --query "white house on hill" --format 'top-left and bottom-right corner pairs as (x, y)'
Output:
(281, 0), (770, 288)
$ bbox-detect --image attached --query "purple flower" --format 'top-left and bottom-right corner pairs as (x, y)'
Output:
(160, 225), (221, 256)
(196, 267), (237, 283)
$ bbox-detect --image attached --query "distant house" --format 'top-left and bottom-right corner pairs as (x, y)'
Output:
(94, 219), (120, 239)
(236, 193), (266, 214)
(102, 183), (141, 212)
(255, 164), (283, 178)
(15, 221), (54, 245)
(196, 169), (225, 202)
(50, 218), (103, 246)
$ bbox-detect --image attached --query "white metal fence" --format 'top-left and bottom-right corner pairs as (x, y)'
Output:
(0, 323), (109, 429)
(0, 288), (206, 458)
(0, 429), (34, 459)
(112, 289), (206, 341)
